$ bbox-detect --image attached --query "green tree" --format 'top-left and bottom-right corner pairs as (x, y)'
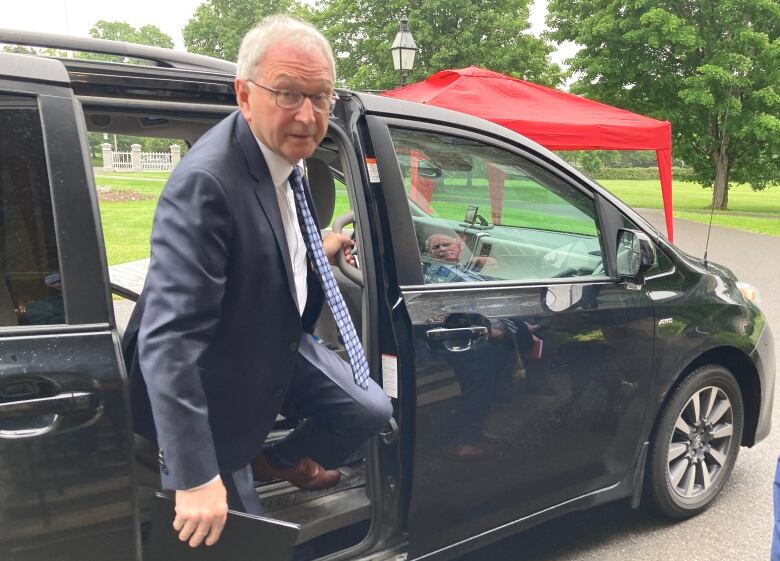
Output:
(142, 137), (188, 154)
(88, 20), (174, 48)
(547, 0), (780, 209)
(80, 20), (174, 63)
(181, 0), (561, 90)
(183, 0), (305, 62)
(1, 45), (37, 55)
(313, 0), (562, 91)
(579, 151), (604, 176)
(136, 25), (175, 49)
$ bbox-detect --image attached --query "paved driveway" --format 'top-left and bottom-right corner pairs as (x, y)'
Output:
(458, 209), (779, 561)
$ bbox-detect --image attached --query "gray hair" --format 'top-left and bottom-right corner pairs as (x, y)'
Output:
(236, 15), (336, 82)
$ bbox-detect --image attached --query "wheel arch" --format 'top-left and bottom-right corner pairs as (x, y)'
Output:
(657, 346), (760, 447)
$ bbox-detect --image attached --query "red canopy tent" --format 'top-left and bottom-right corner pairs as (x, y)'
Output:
(383, 66), (675, 241)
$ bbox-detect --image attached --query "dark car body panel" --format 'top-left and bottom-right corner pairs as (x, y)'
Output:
(402, 281), (655, 555)
(0, 332), (136, 561)
(646, 245), (773, 442)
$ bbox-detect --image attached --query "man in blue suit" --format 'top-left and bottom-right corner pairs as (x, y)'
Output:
(123, 15), (392, 548)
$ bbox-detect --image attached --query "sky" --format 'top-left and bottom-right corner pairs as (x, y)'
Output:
(0, 0), (577, 66)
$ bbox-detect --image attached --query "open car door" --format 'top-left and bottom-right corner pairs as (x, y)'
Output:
(0, 53), (138, 561)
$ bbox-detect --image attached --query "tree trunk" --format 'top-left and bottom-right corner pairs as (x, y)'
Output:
(711, 150), (730, 210)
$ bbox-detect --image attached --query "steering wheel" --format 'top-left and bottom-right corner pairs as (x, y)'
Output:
(331, 210), (363, 286)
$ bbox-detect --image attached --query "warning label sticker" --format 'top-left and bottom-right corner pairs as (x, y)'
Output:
(381, 354), (398, 398)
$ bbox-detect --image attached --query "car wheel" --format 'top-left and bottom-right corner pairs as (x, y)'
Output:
(646, 364), (744, 518)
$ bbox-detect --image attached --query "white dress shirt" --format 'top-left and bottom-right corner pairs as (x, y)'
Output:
(255, 138), (309, 316)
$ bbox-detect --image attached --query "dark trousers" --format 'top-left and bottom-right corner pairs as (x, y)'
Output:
(228, 334), (392, 513)
(223, 464), (263, 515)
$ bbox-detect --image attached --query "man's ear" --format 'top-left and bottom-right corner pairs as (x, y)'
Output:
(235, 78), (252, 121)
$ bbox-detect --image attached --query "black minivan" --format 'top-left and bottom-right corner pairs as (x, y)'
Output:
(0, 31), (774, 561)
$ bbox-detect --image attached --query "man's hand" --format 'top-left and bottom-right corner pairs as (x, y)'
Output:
(173, 478), (228, 547)
(322, 232), (356, 266)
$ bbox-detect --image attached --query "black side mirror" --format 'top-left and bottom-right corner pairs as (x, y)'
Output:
(616, 229), (656, 283)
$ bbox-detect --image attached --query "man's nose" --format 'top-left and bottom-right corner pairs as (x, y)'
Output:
(293, 96), (316, 124)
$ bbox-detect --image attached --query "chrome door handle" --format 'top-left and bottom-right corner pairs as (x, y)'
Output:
(425, 326), (489, 352)
(378, 417), (399, 445)
(0, 391), (99, 419)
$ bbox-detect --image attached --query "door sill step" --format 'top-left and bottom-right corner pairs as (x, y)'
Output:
(257, 465), (369, 544)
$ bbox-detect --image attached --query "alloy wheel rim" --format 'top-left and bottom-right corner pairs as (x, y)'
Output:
(667, 385), (734, 499)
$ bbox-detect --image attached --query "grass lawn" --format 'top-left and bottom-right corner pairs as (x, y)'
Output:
(95, 172), (354, 265)
(599, 179), (780, 236)
(95, 172), (779, 266)
(99, 200), (157, 265)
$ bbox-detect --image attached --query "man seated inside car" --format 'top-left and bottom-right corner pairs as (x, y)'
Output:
(422, 232), (498, 283)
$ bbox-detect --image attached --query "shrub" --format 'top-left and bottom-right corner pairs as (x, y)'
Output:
(594, 167), (695, 181)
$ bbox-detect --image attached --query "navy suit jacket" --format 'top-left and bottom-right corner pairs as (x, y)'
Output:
(123, 111), (324, 490)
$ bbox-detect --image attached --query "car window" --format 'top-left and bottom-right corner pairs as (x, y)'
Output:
(0, 94), (64, 326)
(332, 174), (352, 229)
(388, 127), (605, 284)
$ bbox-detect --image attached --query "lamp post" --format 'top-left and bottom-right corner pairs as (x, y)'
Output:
(391, 15), (418, 87)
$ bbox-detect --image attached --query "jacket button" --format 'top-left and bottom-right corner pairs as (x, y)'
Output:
(289, 342), (298, 352)
(158, 449), (169, 475)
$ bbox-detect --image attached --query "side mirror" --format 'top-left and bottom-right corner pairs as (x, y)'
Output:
(616, 229), (656, 283)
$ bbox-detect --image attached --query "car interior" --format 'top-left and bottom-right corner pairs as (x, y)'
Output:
(387, 127), (607, 286)
(0, 96), (64, 328)
(82, 105), (373, 557)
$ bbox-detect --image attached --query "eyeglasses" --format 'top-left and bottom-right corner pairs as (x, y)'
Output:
(247, 80), (338, 114)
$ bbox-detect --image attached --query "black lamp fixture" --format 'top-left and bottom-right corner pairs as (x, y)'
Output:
(391, 14), (418, 86)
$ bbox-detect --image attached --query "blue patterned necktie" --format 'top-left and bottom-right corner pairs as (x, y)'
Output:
(288, 167), (370, 389)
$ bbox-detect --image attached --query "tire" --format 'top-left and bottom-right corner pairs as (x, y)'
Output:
(646, 364), (744, 518)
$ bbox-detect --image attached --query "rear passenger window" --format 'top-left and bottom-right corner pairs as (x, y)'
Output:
(0, 94), (63, 326)
(388, 127), (605, 284)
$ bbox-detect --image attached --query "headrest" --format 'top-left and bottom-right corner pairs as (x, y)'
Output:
(305, 158), (336, 229)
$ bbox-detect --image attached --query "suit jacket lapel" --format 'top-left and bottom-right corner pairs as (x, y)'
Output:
(234, 113), (297, 306)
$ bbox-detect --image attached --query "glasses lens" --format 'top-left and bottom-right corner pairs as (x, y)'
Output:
(310, 94), (338, 114)
(310, 95), (328, 112)
(275, 90), (303, 109)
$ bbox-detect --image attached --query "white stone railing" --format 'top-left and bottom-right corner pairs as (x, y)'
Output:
(111, 151), (133, 172)
(101, 143), (181, 173)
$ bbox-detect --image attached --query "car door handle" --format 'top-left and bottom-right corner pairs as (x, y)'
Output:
(0, 391), (99, 419)
(426, 326), (489, 352)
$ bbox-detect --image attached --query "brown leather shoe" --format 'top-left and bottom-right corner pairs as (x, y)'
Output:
(252, 454), (341, 490)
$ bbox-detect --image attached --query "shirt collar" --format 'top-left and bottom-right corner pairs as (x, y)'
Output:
(253, 136), (303, 189)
